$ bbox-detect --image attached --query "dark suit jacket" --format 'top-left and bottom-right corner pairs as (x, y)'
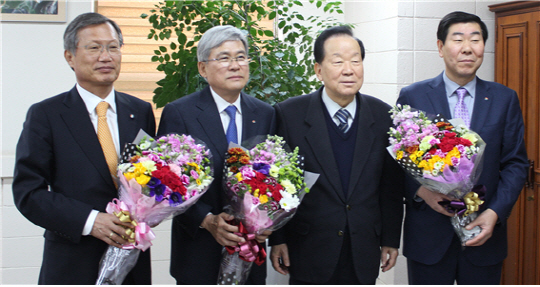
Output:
(157, 86), (276, 284)
(397, 73), (528, 266)
(269, 87), (404, 283)
(12, 86), (156, 284)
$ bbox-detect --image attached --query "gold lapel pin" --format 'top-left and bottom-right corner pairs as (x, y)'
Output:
(252, 120), (256, 123)
(484, 97), (489, 101)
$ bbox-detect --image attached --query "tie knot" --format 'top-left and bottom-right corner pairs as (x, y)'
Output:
(335, 108), (351, 124)
(96, 101), (109, 117)
(225, 105), (237, 118)
(456, 87), (468, 99)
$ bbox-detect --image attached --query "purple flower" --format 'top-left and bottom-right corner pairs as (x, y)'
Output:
(253, 162), (271, 175)
(147, 177), (166, 202)
(168, 191), (184, 206)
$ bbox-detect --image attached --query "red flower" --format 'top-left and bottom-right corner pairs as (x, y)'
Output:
(152, 165), (187, 195)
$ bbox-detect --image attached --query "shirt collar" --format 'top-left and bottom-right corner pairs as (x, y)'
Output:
(77, 84), (117, 115)
(321, 87), (357, 119)
(442, 71), (477, 98)
(210, 87), (242, 114)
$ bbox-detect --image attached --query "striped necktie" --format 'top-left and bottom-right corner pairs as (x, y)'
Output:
(335, 108), (351, 132)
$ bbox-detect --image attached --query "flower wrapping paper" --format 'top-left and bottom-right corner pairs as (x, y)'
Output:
(387, 104), (487, 244)
(217, 135), (318, 285)
(96, 130), (214, 285)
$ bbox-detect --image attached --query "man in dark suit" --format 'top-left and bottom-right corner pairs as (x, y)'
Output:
(12, 13), (155, 284)
(157, 25), (275, 285)
(269, 26), (404, 285)
(397, 11), (528, 285)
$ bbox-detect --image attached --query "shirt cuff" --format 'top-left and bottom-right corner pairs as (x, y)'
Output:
(83, 209), (99, 236)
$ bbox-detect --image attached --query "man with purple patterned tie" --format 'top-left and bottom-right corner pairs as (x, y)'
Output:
(397, 11), (528, 284)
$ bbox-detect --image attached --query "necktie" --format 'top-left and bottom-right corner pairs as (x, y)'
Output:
(454, 87), (470, 128)
(96, 102), (118, 179)
(224, 105), (238, 144)
(335, 108), (351, 133)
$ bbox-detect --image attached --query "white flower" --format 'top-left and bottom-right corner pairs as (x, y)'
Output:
(269, 165), (280, 177)
(461, 133), (478, 145)
(118, 163), (132, 173)
(139, 141), (151, 150)
(281, 179), (297, 194)
(279, 190), (300, 211)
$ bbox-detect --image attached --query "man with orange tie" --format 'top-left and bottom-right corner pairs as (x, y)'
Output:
(12, 12), (155, 284)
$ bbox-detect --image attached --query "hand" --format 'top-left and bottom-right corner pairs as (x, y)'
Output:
(270, 243), (290, 275)
(416, 186), (456, 217)
(380, 246), (399, 272)
(463, 208), (498, 247)
(90, 212), (135, 248)
(255, 230), (272, 243)
(201, 212), (245, 247)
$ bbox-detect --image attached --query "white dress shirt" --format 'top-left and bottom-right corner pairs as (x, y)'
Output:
(77, 84), (120, 236)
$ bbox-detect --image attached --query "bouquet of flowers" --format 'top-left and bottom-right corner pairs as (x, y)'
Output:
(96, 131), (213, 285)
(217, 135), (318, 285)
(387, 104), (486, 244)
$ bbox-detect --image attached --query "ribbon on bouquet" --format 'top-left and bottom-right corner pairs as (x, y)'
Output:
(225, 221), (267, 266)
(106, 199), (156, 251)
(439, 185), (486, 216)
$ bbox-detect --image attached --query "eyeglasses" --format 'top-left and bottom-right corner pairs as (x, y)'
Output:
(204, 55), (251, 67)
(78, 43), (122, 56)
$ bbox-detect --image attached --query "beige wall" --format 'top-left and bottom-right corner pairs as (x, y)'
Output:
(0, 0), (506, 284)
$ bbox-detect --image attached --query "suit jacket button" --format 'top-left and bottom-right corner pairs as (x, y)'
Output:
(338, 230), (344, 237)
(346, 205), (351, 210)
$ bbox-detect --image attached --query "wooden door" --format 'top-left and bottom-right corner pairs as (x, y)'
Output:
(490, 1), (540, 285)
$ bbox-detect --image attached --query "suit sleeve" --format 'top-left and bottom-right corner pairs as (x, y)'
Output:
(144, 102), (156, 137)
(157, 103), (214, 237)
(13, 104), (94, 243)
(486, 91), (528, 220)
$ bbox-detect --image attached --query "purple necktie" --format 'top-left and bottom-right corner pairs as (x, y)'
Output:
(454, 87), (470, 128)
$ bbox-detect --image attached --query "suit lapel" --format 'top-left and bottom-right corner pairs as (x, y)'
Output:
(426, 73), (452, 119)
(470, 78), (492, 132)
(116, 92), (139, 149)
(304, 89), (345, 202)
(60, 87), (114, 187)
(241, 92), (260, 141)
(196, 87), (228, 156)
(346, 94), (376, 200)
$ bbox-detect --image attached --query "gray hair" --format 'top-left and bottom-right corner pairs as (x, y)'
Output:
(64, 12), (123, 54)
(197, 25), (248, 62)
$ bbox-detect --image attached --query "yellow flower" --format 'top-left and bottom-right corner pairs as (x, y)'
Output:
(235, 172), (243, 182)
(445, 147), (460, 166)
(136, 174), (151, 185)
(187, 162), (200, 172)
(396, 150), (403, 160)
(462, 133), (478, 144)
(196, 179), (201, 185)
(259, 194), (269, 204)
(124, 172), (136, 181)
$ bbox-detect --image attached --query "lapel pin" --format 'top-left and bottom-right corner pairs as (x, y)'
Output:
(130, 114), (135, 118)
(484, 97), (489, 101)
(252, 120), (256, 123)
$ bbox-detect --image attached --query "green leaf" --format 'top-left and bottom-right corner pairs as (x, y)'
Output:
(264, 30), (274, 37)
(159, 46), (167, 52)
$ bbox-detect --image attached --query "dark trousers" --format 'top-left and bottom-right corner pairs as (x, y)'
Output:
(289, 228), (367, 285)
(407, 235), (502, 285)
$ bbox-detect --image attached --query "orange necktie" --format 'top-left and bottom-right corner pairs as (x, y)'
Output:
(96, 101), (118, 179)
